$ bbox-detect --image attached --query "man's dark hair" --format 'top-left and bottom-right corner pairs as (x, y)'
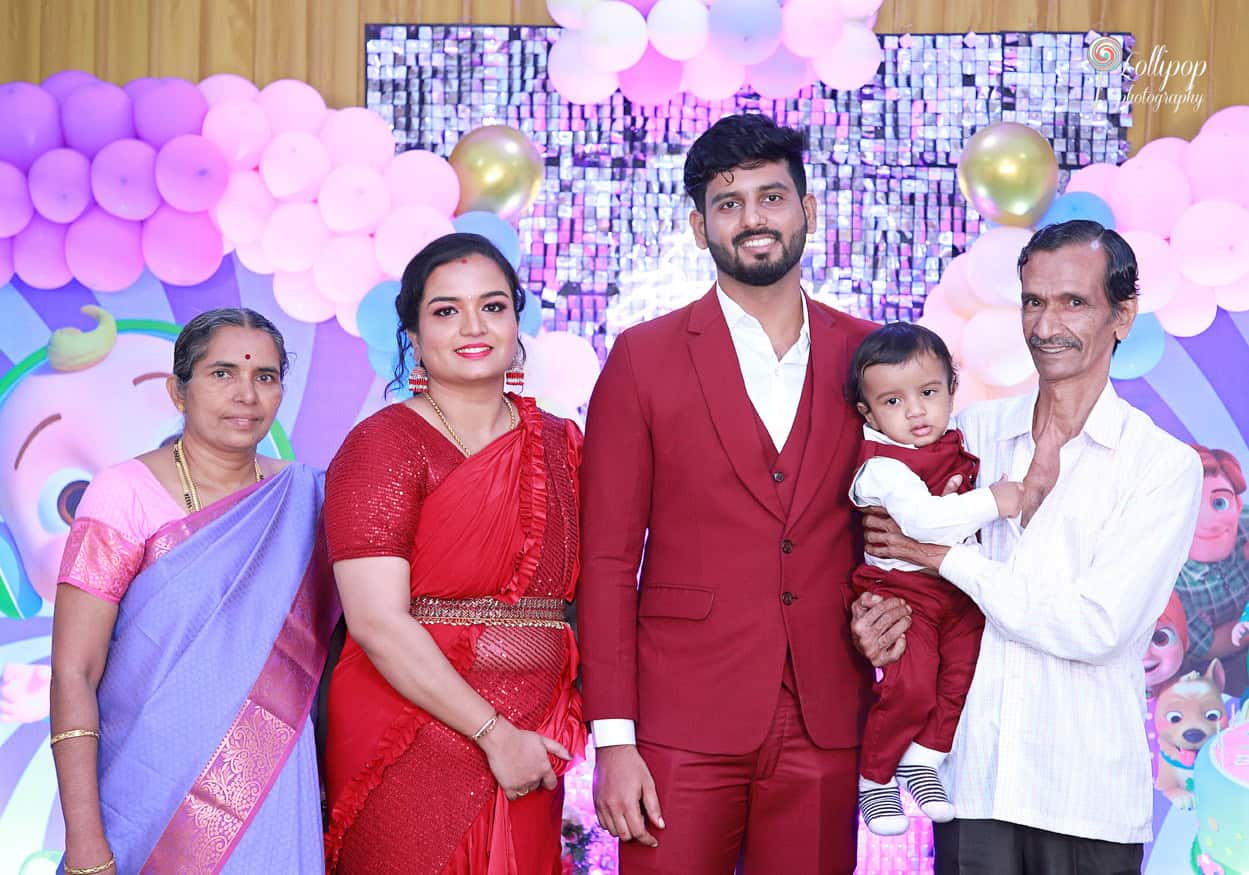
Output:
(1017, 219), (1139, 313)
(683, 114), (807, 214)
(846, 322), (958, 408)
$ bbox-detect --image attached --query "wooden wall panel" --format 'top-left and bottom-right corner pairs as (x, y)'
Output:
(1, 0), (1246, 155)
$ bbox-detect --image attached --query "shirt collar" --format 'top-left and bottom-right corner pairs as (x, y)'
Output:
(999, 381), (1124, 449)
(715, 284), (811, 346)
(863, 423), (957, 450)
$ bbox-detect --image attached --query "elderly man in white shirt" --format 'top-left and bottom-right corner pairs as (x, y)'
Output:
(858, 219), (1203, 874)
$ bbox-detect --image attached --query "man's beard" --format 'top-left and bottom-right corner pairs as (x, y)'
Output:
(707, 222), (807, 287)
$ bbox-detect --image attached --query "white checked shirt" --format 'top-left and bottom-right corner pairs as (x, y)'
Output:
(939, 383), (1202, 843)
(591, 286), (810, 748)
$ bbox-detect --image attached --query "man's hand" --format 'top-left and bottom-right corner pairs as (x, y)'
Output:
(850, 592), (910, 667)
(593, 745), (665, 847)
(863, 511), (950, 572)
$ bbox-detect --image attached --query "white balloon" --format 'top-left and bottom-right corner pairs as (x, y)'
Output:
(647, 0), (710, 61)
(961, 308), (1035, 387)
(812, 21), (883, 91)
(547, 31), (621, 104)
(547, 0), (603, 29)
(582, 1), (650, 73)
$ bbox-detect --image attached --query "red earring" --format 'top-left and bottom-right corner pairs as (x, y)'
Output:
(505, 363), (525, 394)
(408, 362), (429, 394)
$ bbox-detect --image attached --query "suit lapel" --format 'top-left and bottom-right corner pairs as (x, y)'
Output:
(788, 300), (851, 525)
(687, 287), (786, 522)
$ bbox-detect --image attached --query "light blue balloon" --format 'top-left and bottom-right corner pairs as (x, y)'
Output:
(452, 211), (522, 268)
(1110, 312), (1165, 380)
(520, 290), (543, 336)
(708, 0), (783, 62)
(356, 280), (402, 351)
(1037, 191), (1117, 230)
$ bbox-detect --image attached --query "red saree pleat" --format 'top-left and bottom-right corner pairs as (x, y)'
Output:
(324, 399), (584, 874)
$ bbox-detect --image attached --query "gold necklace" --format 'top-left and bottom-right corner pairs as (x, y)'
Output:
(424, 393), (517, 457)
(172, 438), (264, 513)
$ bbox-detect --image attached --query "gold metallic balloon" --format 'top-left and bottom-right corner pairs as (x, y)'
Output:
(449, 125), (544, 221)
(957, 122), (1059, 227)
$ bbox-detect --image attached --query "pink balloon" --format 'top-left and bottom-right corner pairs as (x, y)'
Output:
(213, 170), (276, 246)
(952, 370), (988, 413)
(234, 240), (275, 275)
(961, 307), (1034, 387)
(384, 149), (460, 216)
(1200, 105), (1249, 137)
(1215, 274), (1249, 312)
(1155, 279), (1218, 337)
(684, 46), (746, 101)
(0, 236), (12, 285)
(336, 300), (361, 337)
(313, 234), (384, 304)
(12, 216), (71, 289)
(374, 205), (457, 276)
(260, 132), (331, 202)
(317, 166), (390, 233)
(257, 79), (327, 134)
(154, 135), (230, 212)
(0, 82), (63, 172)
(261, 202), (330, 271)
(42, 70), (98, 102)
(61, 82), (135, 158)
(1064, 162), (1117, 200)
(198, 73), (260, 107)
(28, 148), (93, 223)
(939, 253), (981, 318)
(133, 79), (209, 149)
(202, 100), (272, 170)
(1106, 156), (1190, 237)
(967, 226), (1032, 307)
(65, 207), (144, 292)
(273, 269), (337, 322)
(90, 138), (161, 220)
(1169, 200), (1249, 287)
(319, 107), (396, 170)
(624, 0), (658, 11)
(916, 298), (967, 361)
(1181, 132), (1249, 207)
(619, 46), (684, 106)
(813, 22), (882, 91)
(1120, 230), (1180, 313)
(748, 46), (813, 100)
(0, 161), (35, 237)
(839, 0), (883, 15)
(122, 77), (161, 103)
(547, 31), (621, 105)
(1134, 136), (1188, 164)
(142, 206), (224, 285)
(781, 0), (844, 59)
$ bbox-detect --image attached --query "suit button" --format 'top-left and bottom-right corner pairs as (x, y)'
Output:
(772, 471), (784, 482)
(782, 592), (795, 605)
(781, 539), (794, 554)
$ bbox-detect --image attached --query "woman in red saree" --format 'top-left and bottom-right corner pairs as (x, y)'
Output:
(322, 233), (584, 874)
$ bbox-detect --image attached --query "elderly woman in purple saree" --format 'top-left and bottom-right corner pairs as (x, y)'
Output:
(49, 308), (336, 875)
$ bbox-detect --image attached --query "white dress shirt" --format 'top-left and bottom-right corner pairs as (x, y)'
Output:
(591, 286), (810, 748)
(850, 424), (1000, 573)
(939, 382), (1202, 843)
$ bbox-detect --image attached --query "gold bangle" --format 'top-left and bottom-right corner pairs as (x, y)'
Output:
(65, 855), (115, 875)
(471, 712), (499, 743)
(50, 729), (100, 747)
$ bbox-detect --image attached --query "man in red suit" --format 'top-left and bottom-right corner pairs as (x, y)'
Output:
(578, 113), (905, 873)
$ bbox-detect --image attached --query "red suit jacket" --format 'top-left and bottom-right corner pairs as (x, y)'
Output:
(578, 287), (876, 755)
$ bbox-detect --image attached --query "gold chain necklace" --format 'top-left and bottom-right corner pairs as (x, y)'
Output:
(424, 393), (517, 457)
(172, 438), (264, 513)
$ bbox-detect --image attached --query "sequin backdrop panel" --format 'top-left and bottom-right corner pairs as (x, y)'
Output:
(364, 26), (1132, 359)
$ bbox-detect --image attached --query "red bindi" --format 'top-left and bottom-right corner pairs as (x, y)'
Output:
(244, 353), (251, 360)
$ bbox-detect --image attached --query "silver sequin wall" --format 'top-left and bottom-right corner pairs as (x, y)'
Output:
(365, 26), (1133, 356)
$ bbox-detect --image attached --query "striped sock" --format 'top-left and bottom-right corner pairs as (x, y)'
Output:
(859, 783), (909, 836)
(896, 764), (955, 823)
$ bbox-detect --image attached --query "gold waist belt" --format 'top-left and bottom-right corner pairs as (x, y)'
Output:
(409, 595), (568, 628)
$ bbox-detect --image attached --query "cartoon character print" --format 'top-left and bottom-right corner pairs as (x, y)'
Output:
(1154, 660), (1228, 810)
(1146, 591), (1189, 695)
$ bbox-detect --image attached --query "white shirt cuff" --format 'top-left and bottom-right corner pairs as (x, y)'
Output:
(939, 543), (993, 598)
(591, 718), (637, 747)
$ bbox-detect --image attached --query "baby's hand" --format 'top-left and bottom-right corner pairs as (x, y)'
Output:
(989, 476), (1025, 519)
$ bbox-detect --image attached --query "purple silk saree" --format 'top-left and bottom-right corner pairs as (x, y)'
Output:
(70, 464), (337, 874)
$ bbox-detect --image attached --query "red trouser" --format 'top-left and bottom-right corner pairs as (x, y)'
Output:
(852, 563), (985, 784)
